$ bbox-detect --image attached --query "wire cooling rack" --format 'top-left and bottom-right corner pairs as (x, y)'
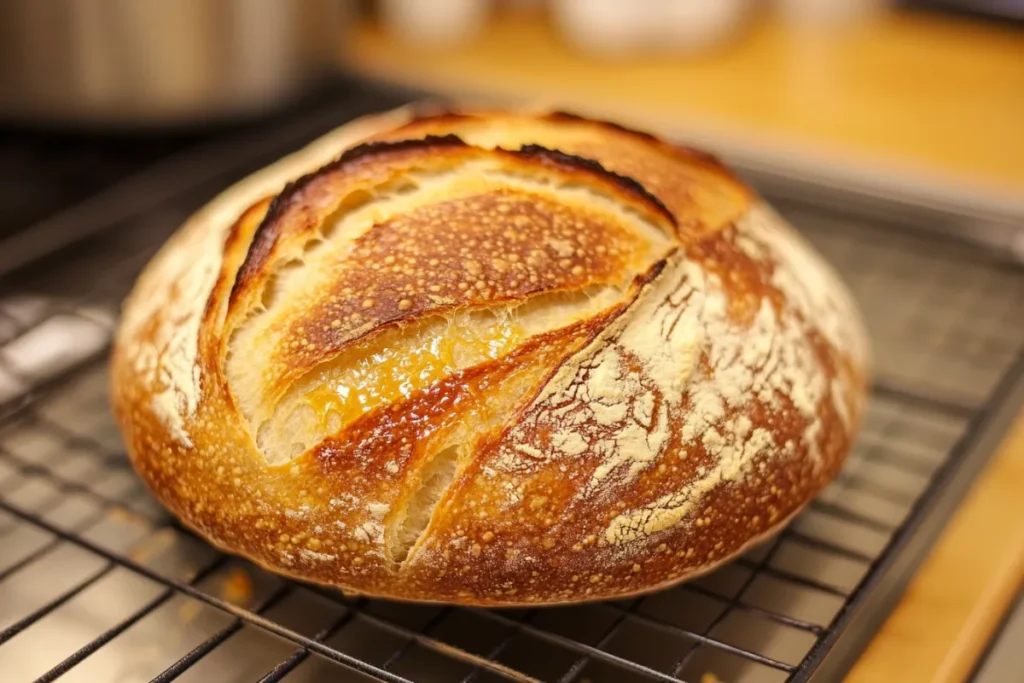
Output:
(1, 83), (1023, 683)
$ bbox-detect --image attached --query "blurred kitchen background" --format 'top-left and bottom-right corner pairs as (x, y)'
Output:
(0, 2), (1023, 683)
(1, 0), (1022, 265)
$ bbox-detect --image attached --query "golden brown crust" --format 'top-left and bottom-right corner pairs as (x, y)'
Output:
(377, 107), (752, 237)
(111, 107), (870, 606)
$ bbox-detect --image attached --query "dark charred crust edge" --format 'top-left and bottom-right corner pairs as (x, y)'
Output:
(637, 253), (670, 287)
(400, 106), (733, 176)
(543, 110), (731, 172)
(335, 134), (467, 166)
(228, 135), (471, 309)
(228, 206), (282, 308)
(211, 198), (272, 324)
(511, 144), (677, 229)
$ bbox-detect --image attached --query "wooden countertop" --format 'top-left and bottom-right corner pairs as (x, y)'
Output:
(341, 8), (1024, 679)
(849, 410), (1024, 682)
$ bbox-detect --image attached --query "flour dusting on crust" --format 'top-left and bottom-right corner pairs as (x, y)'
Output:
(486, 212), (848, 548)
(736, 202), (869, 369)
(123, 221), (224, 447)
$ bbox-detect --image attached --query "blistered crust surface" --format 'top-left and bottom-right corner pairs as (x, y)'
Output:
(111, 107), (870, 605)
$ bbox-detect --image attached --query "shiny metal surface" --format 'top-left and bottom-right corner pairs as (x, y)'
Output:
(0, 0), (347, 127)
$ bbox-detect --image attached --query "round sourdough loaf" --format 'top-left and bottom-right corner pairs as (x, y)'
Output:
(111, 107), (870, 605)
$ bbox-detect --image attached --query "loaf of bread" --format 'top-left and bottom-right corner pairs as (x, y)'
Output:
(111, 107), (870, 605)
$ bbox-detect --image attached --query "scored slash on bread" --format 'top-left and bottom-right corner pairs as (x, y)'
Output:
(111, 106), (870, 605)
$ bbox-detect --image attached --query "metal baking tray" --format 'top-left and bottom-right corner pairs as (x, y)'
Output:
(0, 78), (1022, 682)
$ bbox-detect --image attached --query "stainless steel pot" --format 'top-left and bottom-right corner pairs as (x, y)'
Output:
(0, 0), (349, 128)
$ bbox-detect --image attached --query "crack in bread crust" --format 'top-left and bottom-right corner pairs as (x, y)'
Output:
(111, 106), (870, 606)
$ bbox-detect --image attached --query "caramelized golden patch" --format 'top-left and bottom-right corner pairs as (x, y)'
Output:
(297, 314), (523, 437)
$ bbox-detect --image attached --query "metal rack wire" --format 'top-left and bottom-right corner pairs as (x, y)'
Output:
(1, 83), (1023, 682)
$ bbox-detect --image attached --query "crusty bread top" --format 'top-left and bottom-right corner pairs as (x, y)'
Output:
(111, 106), (870, 605)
